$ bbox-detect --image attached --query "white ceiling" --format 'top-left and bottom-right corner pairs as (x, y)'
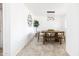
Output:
(25, 3), (67, 16)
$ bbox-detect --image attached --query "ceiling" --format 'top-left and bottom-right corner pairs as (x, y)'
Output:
(25, 3), (67, 16)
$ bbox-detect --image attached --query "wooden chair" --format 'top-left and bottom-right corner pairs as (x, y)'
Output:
(43, 32), (50, 44)
(37, 32), (44, 42)
(43, 32), (55, 44)
(47, 29), (55, 41)
(50, 33), (55, 41)
(58, 32), (65, 44)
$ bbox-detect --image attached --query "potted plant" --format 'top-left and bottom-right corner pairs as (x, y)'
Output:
(33, 20), (39, 33)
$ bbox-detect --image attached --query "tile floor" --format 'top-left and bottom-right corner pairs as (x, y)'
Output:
(17, 37), (69, 56)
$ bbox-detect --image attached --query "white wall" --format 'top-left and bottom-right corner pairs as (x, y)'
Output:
(37, 15), (65, 31)
(3, 3), (11, 55)
(0, 7), (3, 48)
(0, 9), (2, 32)
(66, 4), (79, 56)
(25, 3), (66, 32)
(3, 3), (34, 56)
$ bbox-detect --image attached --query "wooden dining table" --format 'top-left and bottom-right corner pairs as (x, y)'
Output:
(37, 30), (65, 44)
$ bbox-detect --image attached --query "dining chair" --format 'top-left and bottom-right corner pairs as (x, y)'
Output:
(58, 32), (65, 44)
(43, 32), (50, 44)
(38, 32), (44, 42)
(50, 33), (55, 41)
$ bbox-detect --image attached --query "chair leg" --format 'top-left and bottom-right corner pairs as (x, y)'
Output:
(43, 37), (45, 44)
(37, 33), (40, 42)
(43, 39), (45, 44)
(37, 33), (39, 42)
(43, 38), (48, 44)
(59, 38), (62, 44)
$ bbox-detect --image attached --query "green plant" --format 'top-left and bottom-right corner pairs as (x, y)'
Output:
(33, 20), (39, 32)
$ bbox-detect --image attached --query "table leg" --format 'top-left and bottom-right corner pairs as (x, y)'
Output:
(37, 32), (40, 42)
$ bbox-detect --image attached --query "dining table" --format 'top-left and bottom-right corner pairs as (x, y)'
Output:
(37, 30), (65, 44)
